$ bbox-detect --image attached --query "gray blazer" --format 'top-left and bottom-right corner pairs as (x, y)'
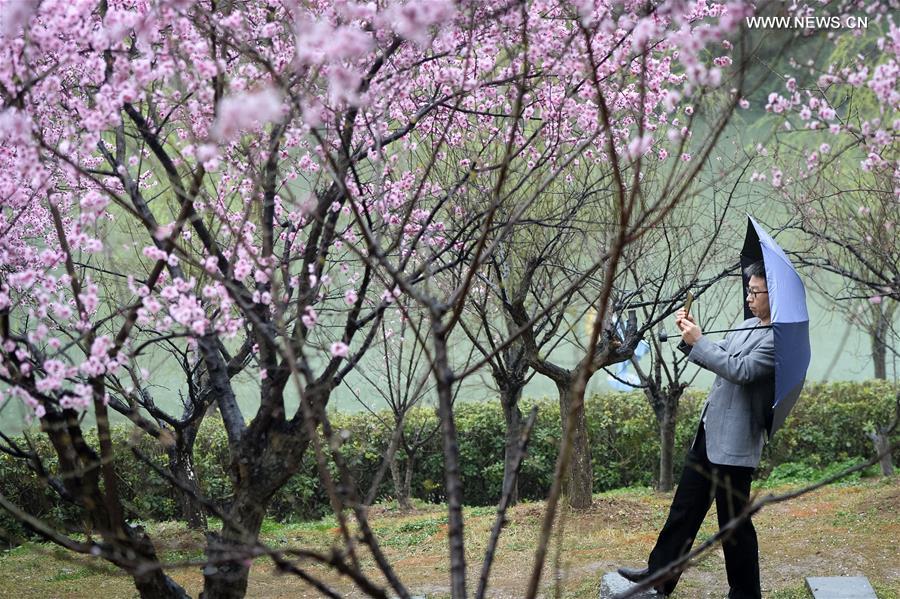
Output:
(679, 317), (775, 468)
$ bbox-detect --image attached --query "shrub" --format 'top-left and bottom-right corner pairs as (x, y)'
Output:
(760, 380), (900, 473)
(0, 381), (896, 546)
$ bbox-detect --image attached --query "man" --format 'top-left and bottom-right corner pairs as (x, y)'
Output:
(617, 261), (775, 599)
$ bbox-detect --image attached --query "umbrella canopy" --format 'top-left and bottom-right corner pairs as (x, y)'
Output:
(740, 216), (811, 436)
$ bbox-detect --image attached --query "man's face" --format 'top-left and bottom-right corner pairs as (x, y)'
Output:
(746, 274), (771, 321)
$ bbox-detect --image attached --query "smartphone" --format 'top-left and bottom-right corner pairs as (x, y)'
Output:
(683, 291), (694, 316)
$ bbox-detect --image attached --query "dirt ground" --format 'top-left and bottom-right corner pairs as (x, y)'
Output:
(2, 478), (898, 598)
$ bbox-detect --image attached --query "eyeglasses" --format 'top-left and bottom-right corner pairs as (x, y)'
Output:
(746, 289), (768, 298)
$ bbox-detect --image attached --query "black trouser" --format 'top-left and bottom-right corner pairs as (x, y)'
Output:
(647, 425), (761, 598)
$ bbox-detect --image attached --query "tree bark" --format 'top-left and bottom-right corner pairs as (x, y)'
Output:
(869, 428), (895, 476)
(390, 451), (414, 511)
(871, 307), (888, 380)
(557, 382), (593, 509)
(432, 324), (467, 599)
(657, 402), (677, 492)
(199, 423), (310, 599)
(43, 411), (190, 599)
(201, 493), (267, 599)
(167, 427), (207, 530)
(500, 385), (524, 506)
(128, 524), (193, 599)
(403, 453), (416, 510)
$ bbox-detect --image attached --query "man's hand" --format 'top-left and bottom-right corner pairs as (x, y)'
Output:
(675, 309), (702, 345)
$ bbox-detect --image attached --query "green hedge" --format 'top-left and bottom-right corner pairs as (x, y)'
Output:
(1, 381), (896, 546)
(762, 381), (899, 471)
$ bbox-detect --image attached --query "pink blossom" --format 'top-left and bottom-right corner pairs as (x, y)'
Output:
(234, 259), (252, 280)
(631, 17), (658, 50)
(384, 0), (456, 47)
(204, 256), (220, 274)
(39, 249), (61, 268)
(330, 341), (350, 358)
(143, 246), (168, 261)
(211, 88), (284, 142)
(869, 295), (883, 305)
(327, 66), (363, 106)
(765, 92), (790, 114)
(806, 152), (818, 168)
(847, 67), (868, 86)
(294, 21), (373, 65)
(78, 281), (100, 315)
(301, 306), (317, 329)
(771, 169), (782, 188)
(0, 0), (39, 37)
(9, 269), (37, 290)
(79, 190), (109, 223)
(196, 143), (219, 170)
(626, 133), (652, 160)
(61, 384), (94, 412)
(661, 90), (681, 113)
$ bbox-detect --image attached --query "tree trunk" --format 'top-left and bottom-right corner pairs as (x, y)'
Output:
(44, 412), (190, 599)
(432, 324), (467, 599)
(168, 427), (207, 530)
(403, 453), (416, 510)
(557, 382), (593, 509)
(200, 493), (267, 599)
(657, 401), (677, 492)
(391, 451), (414, 511)
(199, 427), (309, 599)
(128, 524), (193, 599)
(869, 428), (895, 476)
(500, 384), (524, 506)
(871, 308), (888, 380)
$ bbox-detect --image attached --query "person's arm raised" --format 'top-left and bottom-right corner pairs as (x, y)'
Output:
(687, 335), (775, 385)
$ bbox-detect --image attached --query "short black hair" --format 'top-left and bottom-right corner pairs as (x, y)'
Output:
(743, 260), (766, 280)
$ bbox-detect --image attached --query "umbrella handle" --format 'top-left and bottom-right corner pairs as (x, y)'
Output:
(658, 324), (772, 343)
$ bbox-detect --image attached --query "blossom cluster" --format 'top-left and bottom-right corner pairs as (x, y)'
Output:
(0, 0), (744, 421)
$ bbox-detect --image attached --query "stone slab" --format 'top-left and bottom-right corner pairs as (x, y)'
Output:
(599, 572), (663, 598)
(806, 576), (877, 599)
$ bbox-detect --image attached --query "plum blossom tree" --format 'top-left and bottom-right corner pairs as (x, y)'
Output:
(741, 8), (900, 487)
(1, 0), (762, 597)
(753, 8), (899, 379)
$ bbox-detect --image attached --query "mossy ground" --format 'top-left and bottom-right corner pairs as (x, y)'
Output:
(1, 478), (897, 598)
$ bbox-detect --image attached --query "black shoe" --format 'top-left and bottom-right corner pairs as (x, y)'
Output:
(616, 566), (668, 595)
(617, 566), (650, 583)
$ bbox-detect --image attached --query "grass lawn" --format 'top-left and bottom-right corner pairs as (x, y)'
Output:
(1, 477), (897, 598)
